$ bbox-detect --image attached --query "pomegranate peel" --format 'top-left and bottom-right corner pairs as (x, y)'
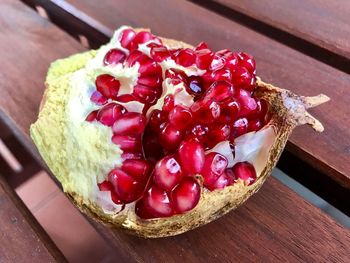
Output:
(30, 26), (329, 238)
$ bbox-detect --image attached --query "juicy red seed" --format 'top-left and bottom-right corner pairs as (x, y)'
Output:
(112, 112), (146, 135)
(139, 60), (162, 76)
(205, 81), (235, 102)
(133, 84), (159, 104)
(137, 75), (161, 87)
(111, 191), (124, 205)
(142, 127), (164, 163)
(154, 156), (183, 191)
(135, 200), (154, 219)
(115, 94), (136, 103)
(218, 99), (240, 123)
(159, 123), (183, 150)
(247, 119), (263, 132)
(178, 138), (205, 175)
(165, 68), (187, 82)
(85, 110), (98, 122)
(90, 91), (107, 105)
(98, 180), (113, 191)
(231, 118), (248, 138)
(195, 48), (214, 70)
(216, 49), (230, 56)
(224, 52), (239, 70)
(95, 74), (120, 100)
(186, 76), (204, 96)
(149, 110), (167, 132)
(121, 159), (150, 183)
(120, 28), (136, 49)
(209, 54), (225, 71)
(147, 42), (162, 48)
(238, 52), (256, 75)
(171, 177), (200, 213)
(231, 67), (254, 90)
(129, 31), (154, 50)
(162, 95), (175, 113)
(126, 50), (144, 66)
(175, 48), (196, 67)
(207, 169), (236, 191)
(97, 103), (127, 126)
(236, 89), (258, 117)
(150, 46), (171, 62)
(202, 152), (228, 187)
(121, 152), (143, 161)
(108, 168), (144, 203)
(190, 99), (221, 124)
(103, 48), (126, 65)
(111, 134), (141, 151)
(190, 124), (208, 144)
(195, 41), (209, 50)
(232, 162), (257, 186)
(211, 67), (232, 82)
(209, 124), (231, 146)
(168, 105), (192, 130)
(143, 186), (173, 217)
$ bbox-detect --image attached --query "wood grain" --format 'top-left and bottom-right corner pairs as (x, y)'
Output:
(210, 0), (350, 62)
(0, 0), (349, 261)
(0, 175), (66, 262)
(33, 0), (350, 188)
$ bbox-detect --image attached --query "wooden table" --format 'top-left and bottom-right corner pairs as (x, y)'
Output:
(1, 0), (349, 261)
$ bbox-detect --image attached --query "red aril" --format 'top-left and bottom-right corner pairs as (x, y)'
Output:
(205, 81), (235, 102)
(190, 99), (221, 124)
(168, 105), (192, 130)
(238, 52), (256, 75)
(195, 41), (209, 50)
(171, 177), (200, 213)
(186, 76), (204, 97)
(189, 124), (208, 144)
(121, 159), (150, 183)
(232, 162), (257, 186)
(111, 134), (141, 152)
(96, 103), (127, 126)
(95, 74), (120, 100)
(129, 31), (154, 50)
(149, 110), (167, 132)
(162, 95), (175, 113)
(126, 50), (144, 65)
(159, 123), (183, 150)
(178, 138), (205, 175)
(103, 48), (126, 65)
(154, 156), (183, 191)
(112, 112), (146, 135)
(207, 169), (236, 191)
(211, 68), (232, 82)
(98, 180), (113, 191)
(247, 119), (263, 132)
(218, 99), (240, 123)
(85, 110), (98, 122)
(90, 91), (107, 105)
(119, 28), (136, 49)
(133, 84), (159, 104)
(121, 152), (143, 161)
(202, 153), (228, 187)
(231, 118), (248, 138)
(208, 124), (231, 146)
(142, 186), (173, 217)
(236, 89), (258, 118)
(209, 54), (225, 71)
(151, 46), (171, 62)
(195, 48), (214, 70)
(231, 67), (254, 90)
(137, 75), (162, 87)
(224, 52), (239, 70)
(174, 48), (196, 67)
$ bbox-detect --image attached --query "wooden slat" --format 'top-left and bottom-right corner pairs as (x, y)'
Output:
(1, 0), (349, 261)
(0, 175), (66, 262)
(210, 0), (350, 62)
(35, 0), (350, 188)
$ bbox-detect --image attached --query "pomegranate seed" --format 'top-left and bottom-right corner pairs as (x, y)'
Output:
(224, 52), (239, 70)
(231, 118), (248, 138)
(232, 162), (257, 186)
(202, 153), (228, 187)
(135, 200), (154, 219)
(112, 112), (146, 135)
(238, 52), (256, 74)
(137, 75), (161, 87)
(209, 54), (225, 71)
(168, 105), (192, 130)
(216, 49), (230, 56)
(133, 84), (159, 104)
(149, 110), (167, 132)
(115, 94), (136, 103)
(98, 180), (113, 191)
(190, 99), (221, 124)
(175, 48), (196, 67)
(178, 138), (205, 175)
(139, 59), (162, 76)
(150, 46), (171, 62)
(85, 110), (98, 122)
(218, 99), (240, 123)
(121, 159), (150, 183)
(143, 127), (164, 163)
(119, 28), (136, 49)
(159, 123), (183, 150)
(231, 67), (254, 90)
(211, 68), (232, 82)
(236, 89), (258, 117)
(111, 191), (123, 205)
(247, 119), (263, 132)
(208, 124), (231, 146)
(121, 152), (143, 161)
(205, 81), (235, 102)
(129, 31), (154, 50)
(90, 91), (107, 105)
(171, 177), (200, 213)
(186, 76), (204, 96)
(97, 103), (127, 126)
(195, 48), (214, 70)
(103, 48), (126, 65)
(165, 68), (187, 83)
(111, 134), (141, 151)
(95, 74), (120, 100)
(162, 95), (175, 113)
(126, 50), (144, 66)
(108, 168), (144, 203)
(189, 124), (208, 144)
(143, 186), (173, 217)
(207, 169), (236, 191)
(195, 41), (209, 50)
(154, 156), (183, 191)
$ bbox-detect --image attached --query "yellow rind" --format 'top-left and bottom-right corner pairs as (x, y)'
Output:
(30, 31), (328, 238)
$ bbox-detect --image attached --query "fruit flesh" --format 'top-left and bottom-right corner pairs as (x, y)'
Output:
(85, 28), (270, 219)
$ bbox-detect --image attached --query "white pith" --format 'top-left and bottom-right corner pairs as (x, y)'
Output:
(65, 26), (277, 215)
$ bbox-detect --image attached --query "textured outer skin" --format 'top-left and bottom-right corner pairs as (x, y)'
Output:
(30, 32), (328, 238)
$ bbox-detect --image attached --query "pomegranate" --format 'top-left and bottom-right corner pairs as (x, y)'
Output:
(31, 26), (329, 238)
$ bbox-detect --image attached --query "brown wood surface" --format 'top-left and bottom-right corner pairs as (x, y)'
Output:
(210, 0), (350, 62)
(0, 0), (349, 262)
(40, 0), (350, 188)
(0, 174), (66, 262)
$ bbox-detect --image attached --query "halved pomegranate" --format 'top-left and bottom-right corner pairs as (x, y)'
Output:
(31, 26), (329, 238)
